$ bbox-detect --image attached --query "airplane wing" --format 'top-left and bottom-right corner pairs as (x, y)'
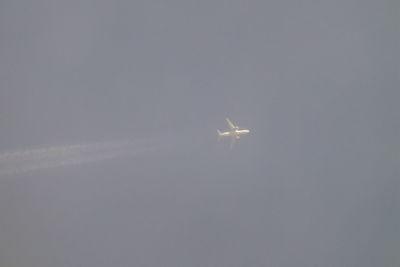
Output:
(230, 136), (236, 149)
(226, 118), (236, 130)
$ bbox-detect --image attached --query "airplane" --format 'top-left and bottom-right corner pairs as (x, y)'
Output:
(217, 118), (250, 148)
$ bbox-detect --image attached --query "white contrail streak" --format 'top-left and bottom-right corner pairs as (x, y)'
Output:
(0, 139), (156, 176)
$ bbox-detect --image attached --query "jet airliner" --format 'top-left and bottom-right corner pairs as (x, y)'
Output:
(217, 118), (250, 148)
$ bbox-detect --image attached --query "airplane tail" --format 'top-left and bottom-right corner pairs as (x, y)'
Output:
(217, 130), (222, 140)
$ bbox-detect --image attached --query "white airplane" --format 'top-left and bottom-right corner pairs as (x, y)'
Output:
(217, 118), (250, 148)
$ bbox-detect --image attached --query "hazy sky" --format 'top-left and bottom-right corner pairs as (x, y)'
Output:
(0, 0), (399, 266)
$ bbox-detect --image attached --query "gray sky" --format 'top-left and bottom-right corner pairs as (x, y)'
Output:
(0, 0), (399, 266)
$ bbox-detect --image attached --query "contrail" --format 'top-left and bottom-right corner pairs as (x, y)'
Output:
(0, 138), (157, 176)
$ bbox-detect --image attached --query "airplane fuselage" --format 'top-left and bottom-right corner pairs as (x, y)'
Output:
(219, 129), (249, 136)
(218, 129), (250, 138)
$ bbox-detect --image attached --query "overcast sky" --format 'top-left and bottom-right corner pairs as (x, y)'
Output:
(0, 0), (399, 266)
